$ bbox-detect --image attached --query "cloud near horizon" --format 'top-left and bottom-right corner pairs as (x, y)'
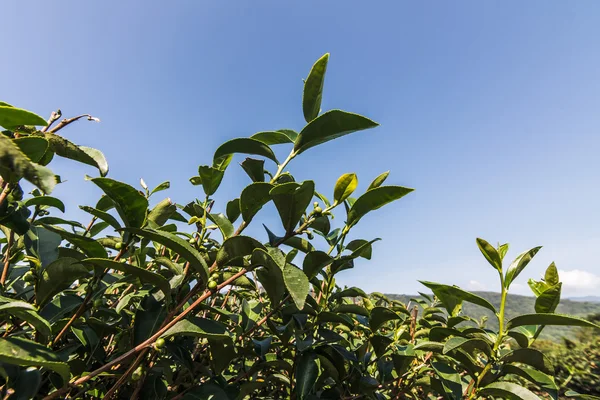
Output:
(558, 269), (600, 296)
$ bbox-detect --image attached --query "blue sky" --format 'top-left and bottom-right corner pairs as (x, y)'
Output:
(4, 2), (600, 296)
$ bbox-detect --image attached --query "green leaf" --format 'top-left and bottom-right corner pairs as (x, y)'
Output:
(251, 130), (295, 145)
(0, 134), (56, 194)
(478, 382), (542, 400)
(413, 341), (444, 352)
(23, 196), (65, 213)
(45, 133), (108, 176)
(0, 337), (70, 384)
(213, 138), (278, 170)
(240, 182), (273, 222)
(333, 173), (358, 206)
(125, 228), (209, 282)
(505, 246), (542, 288)
(535, 283), (561, 313)
(544, 262), (559, 286)
(442, 337), (491, 357)
(367, 171), (390, 191)
(419, 281), (497, 316)
(83, 258), (170, 299)
(302, 53), (329, 122)
(150, 181), (170, 196)
(333, 304), (370, 317)
(79, 205), (121, 231)
(161, 316), (229, 340)
(476, 238), (503, 273)
(24, 226), (61, 268)
(498, 243), (510, 260)
(36, 257), (91, 307)
(226, 198), (241, 223)
(270, 181), (315, 233)
(302, 251), (332, 279)
(502, 364), (558, 400)
(283, 263), (310, 310)
(216, 236), (265, 267)
(370, 307), (402, 331)
(507, 313), (600, 330)
(345, 238), (379, 260)
(254, 249), (286, 305)
(283, 236), (315, 253)
(240, 158), (265, 182)
(347, 186), (413, 227)
(13, 136), (49, 163)
(501, 348), (554, 374)
(565, 391), (600, 399)
(295, 351), (319, 400)
(42, 225), (107, 258)
(92, 178), (148, 229)
(0, 299), (51, 336)
(207, 213), (234, 239)
(198, 165), (225, 196)
(293, 110), (379, 155)
(147, 198), (177, 227)
(33, 217), (84, 229)
(133, 295), (166, 346)
(0, 105), (47, 128)
(431, 362), (462, 400)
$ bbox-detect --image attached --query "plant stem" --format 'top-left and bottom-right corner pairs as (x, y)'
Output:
(1, 231), (14, 286)
(0, 182), (10, 209)
(270, 151), (296, 183)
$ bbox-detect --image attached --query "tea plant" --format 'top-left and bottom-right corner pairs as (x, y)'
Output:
(0, 54), (599, 399)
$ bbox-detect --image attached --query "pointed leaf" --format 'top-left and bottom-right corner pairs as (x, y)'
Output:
(296, 352), (319, 400)
(333, 173), (358, 206)
(208, 213), (234, 239)
(240, 182), (273, 222)
(42, 225), (107, 258)
(505, 246), (542, 288)
(13, 136), (49, 163)
(502, 365), (558, 400)
(216, 236), (265, 267)
(270, 181), (315, 233)
(198, 165), (225, 196)
(479, 382), (542, 400)
(0, 105), (47, 128)
(147, 198), (177, 227)
(45, 133), (108, 176)
(507, 313), (600, 330)
(240, 158), (265, 182)
(36, 257), (92, 306)
(420, 281), (497, 315)
(443, 337), (491, 357)
(213, 138), (278, 170)
(226, 198), (241, 223)
(0, 134), (56, 194)
(150, 181), (170, 196)
(367, 171), (390, 191)
(347, 186), (413, 227)
(302, 53), (329, 122)
(370, 307), (402, 331)
(294, 110), (378, 155)
(0, 337), (69, 384)
(303, 251), (332, 279)
(83, 258), (170, 299)
(535, 283), (561, 313)
(124, 228), (209, 283)
(284, 263), (309, 310)
(92, 178), (148, 229)
(251, 130), (295, 145)
(476, 238), (503, 273)
(161, 317), (229, 340)
(79, 206), (121, 231)
(544, 262), (559, 286)
(501, 348), (554, 374)
(23, 196), (65, 213)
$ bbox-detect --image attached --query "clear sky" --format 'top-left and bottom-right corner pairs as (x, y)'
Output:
(3, 2), (600, 297)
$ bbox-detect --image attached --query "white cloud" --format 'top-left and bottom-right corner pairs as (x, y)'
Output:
(467, 280), (487, 291)
(558, 269), (600, 296)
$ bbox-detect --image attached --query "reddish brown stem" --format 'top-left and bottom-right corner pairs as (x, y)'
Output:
(1, 231), (14, 286)
(0, 182), (10, 209)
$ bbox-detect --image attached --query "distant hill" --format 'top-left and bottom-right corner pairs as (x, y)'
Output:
(384, 291), (600, 341)
(568, 296), (600, 303)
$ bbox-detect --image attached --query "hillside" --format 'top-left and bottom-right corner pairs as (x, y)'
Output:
(385, 292), (600, 340)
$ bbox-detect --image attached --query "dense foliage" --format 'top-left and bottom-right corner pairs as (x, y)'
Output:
(0, 54), (599, 399)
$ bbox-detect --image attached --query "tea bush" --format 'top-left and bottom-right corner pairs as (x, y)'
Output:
(1, 54), (599, 399)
